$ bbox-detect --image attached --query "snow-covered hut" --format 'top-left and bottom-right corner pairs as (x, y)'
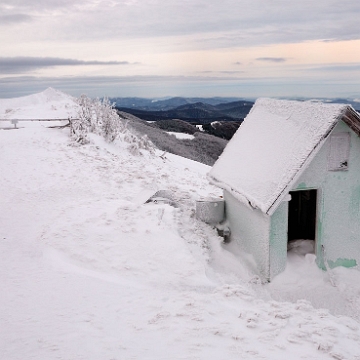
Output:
(208, 98), (360, 281)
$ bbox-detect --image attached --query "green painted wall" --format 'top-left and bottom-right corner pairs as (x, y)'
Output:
(270, 201), (288, 279)
(289, 121), (360, 270)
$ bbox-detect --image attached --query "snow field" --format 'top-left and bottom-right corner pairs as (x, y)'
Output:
(0, 88), (78, 120)
(1, 124), (360, 359)
(166, 131), (195, 140)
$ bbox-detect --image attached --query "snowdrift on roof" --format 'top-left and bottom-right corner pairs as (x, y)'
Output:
(209, 98), (348, 214)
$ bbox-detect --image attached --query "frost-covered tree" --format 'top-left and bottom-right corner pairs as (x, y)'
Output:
(90, 97), (104, 135)
(100, 97), (122, 142)
(71, 94), (154, 155)
(70, 94), (94, 144)
(71, 95), (120, 143)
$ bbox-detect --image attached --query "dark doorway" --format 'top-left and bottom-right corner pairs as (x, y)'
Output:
(288, 190), (317, 241)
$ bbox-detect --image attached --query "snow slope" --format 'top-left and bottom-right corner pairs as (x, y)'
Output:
(1, 93), (360, 359)
(0, 87), (79, 120)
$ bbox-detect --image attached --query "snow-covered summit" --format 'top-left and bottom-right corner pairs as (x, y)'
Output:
(0, 87), (79, 120)
(39, 87), (72, 103)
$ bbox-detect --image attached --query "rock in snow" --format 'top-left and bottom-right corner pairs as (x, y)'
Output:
(1, 90), (360, 360)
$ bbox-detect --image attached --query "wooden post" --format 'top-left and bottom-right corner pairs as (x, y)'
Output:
(11, 120), (18, 129)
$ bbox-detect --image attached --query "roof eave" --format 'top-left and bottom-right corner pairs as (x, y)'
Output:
(341, 107), (360, 137)
(207, 174), (266, 212)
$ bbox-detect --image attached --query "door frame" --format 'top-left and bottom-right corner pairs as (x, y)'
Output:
(287, 188), (319, 250)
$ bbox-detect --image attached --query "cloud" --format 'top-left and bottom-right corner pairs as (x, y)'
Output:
(1, 73), (359, 100)
(0, 74), (249, 97)
(256, 57), (287, 63)
(0, 57), (137, 74)
(0, 0), (79, 12)
(0, 14), (32, 24)
(306, 63), (360, 72)
(1, 74), (280, 101)
(2, 1), (360, 48)
(197, 70), (245, 75)
(0, 74), (242, 88)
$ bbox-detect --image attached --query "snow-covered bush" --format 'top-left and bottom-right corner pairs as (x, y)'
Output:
(70, 94), (93, 144)
(71, 95), (154, 154)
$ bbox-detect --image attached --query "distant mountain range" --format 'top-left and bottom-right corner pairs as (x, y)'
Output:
(110, 96), (244, 111)
(111, 96), (359, 124)
(112, 97), (254, 124)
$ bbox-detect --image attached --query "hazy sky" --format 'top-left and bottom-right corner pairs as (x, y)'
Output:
(1, 0), (360, 99)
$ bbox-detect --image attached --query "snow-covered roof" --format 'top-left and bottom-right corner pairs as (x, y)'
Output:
(208, 98), (360, 215)
(0, 87), (79, 120)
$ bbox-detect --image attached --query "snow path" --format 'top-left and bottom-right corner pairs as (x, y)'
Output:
(1, 127), (360, 359)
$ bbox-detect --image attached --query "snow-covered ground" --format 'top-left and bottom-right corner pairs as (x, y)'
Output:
(0, 88), (78, 120)
(167, 131), (195, 140)
(1, 90), (360, 360)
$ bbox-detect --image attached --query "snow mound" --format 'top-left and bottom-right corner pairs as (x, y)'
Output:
(1, 117), (360, 359)
(0, 87), (79, 120)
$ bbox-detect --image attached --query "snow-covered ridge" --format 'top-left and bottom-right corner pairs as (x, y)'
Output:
(0, 87), (79, 120)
